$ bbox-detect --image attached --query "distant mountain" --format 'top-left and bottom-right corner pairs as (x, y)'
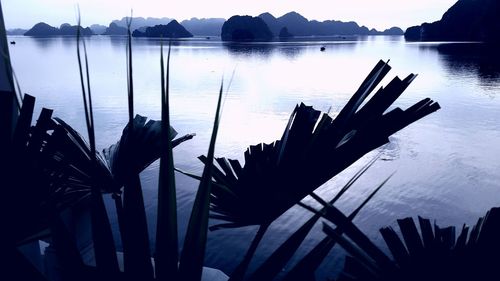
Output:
(404, 0), (500, 42)
(103, 22), (128, 35)
(6, 28), (27, 35)
(258, 12), (279, 34)
(90, 24), (107, 35)
(59, 23), (94, 36)
(257, 11), (396, 36)
(132, 20), (193, 38)
(380, 27), (404, 35)
(180, 18), (225, 36)
(111, 17), (172, 31)
(221, 16), (273, 41)
(24, 23), (59, 36)
(276, 11), (311, 36)
(24, 22), (93, 36)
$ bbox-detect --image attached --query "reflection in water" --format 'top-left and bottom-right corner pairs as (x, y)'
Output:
(276, 45), (303, 58)
(223, 42), (275, 57)
(108, 35), (128, 50)
(8, 35), (500, 280)
(59, 36), (78, 48)
(30, 37), (59, 49)
(422, 43), (500, 82)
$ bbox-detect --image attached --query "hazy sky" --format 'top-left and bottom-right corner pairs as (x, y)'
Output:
(3, 0), (458, 30)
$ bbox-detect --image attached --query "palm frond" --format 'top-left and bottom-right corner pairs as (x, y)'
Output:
(204, 60), (440, 230)
(247, 158), (385, 281)
(337, 207), (500, 281)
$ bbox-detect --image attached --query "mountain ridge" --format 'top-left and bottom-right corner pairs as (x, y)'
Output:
(404, 0), (500, 42)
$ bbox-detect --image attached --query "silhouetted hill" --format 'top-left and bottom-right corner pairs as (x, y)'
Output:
(59, 23), (94, 36)
(405, 0), (500, 42)
(24, 22), (60, 36)
(258, 11), (399, 36)
(24, 22), (93, 36)
(181, 18), (225, 36)
(6, 28), (27, 35)
(278, 12), (310, 36)
(111, 17), (172, 31)
(221, 15), (273, 41)
(258, 12), (280, 35)
(103, 23), (128, 35)
(381, 27), (404, 35)
(90, 24), (107, 35)
(132, 20), (193, 38)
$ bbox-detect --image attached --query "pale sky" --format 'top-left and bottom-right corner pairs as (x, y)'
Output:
(3, 0), (458, 30)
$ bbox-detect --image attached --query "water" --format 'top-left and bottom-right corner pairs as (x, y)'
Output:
(8, 35), (500, 279)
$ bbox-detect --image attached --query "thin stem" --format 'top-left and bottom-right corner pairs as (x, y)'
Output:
(229, 224), (270, 281)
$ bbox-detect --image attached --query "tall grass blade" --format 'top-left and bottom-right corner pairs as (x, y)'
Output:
(229, 224), (269, 281)
(76, 10), (119, 276)
(178, 81), (224, 281)
(310, 192), (395, 272)
(323, 223), (381, 278)
(155, 41), (179, 281)
(122, 174), (154, 280)
(248, 160), (382, 281)
(116, 16), (154, 280)
(281, 173), (390, 280)
(126, 14), (134, 123)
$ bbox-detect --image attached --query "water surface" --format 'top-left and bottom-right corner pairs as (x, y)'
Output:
(8, 35), (500, 279)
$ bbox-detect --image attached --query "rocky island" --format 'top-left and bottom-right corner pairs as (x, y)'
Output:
(132, 20), (193, 38)
(221, 15), (273, 41)
(405, 0), (500, 42)
(258, 11), (403, 37)
(24, 22), (93, 36)
(103, 23), (128, 35)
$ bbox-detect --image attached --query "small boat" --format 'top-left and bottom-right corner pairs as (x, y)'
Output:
(10, 41), (15, 45)
(206, 36), (210, 40)
(320, 46), (325, 51)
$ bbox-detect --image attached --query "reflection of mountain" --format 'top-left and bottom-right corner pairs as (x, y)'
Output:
(258, 11), (403, 36)
(181, 18), (225, 36)
(24, 22), (93, 36)
(405, 0), (500, 42)
(424, 43), (500, 80)
(223, 42), (275, 56)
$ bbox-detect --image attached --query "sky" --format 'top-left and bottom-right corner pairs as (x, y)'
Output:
(3, 0), (458, 30)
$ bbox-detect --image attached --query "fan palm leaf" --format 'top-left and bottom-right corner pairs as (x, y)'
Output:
(204, 60), (440, 230)
(335, 208), (500, 281)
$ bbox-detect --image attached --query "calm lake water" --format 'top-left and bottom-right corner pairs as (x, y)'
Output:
(8, 35), (500, 279)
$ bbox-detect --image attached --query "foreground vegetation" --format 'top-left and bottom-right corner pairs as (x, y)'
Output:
(11, 8), (499, 281)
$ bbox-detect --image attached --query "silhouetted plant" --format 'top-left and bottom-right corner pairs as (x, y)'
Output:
(187, 60), (439, 280)
(205, 60), (439, 230)
(332, 207), (500, 281)
(1, 5), (450, 281)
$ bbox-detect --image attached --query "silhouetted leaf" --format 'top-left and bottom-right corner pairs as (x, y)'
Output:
(178, 82), (224, 281)
(203, 60), (440, 231)
(155, 41), (179, 281)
